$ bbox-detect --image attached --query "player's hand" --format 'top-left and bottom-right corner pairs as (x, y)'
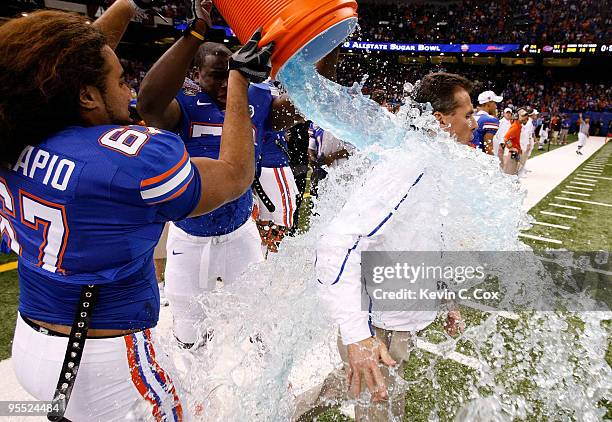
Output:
(346, 337), (397, 402)
(444, 308), (465, 337)
(229, 28), (274, 84)
(186, 0), (212, 28)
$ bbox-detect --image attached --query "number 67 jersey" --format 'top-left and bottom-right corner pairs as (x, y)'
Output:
(0, 125), (201, 329)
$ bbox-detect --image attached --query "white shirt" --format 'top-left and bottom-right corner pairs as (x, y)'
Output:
(521, 118), (535, 150)
(316, 159), (438, 344)
(493, 117), (512, 157)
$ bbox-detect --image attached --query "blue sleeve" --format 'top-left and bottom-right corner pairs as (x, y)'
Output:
(136, 128), (201, 222)
(482, 117), (500, 136)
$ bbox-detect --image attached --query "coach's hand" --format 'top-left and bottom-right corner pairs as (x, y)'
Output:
(229, 28), (274, 84)
(346, 337), (397, 402)
(444, 307), (465, 337)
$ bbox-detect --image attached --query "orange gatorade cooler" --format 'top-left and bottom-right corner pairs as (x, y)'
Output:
(213, 0), (358, 78)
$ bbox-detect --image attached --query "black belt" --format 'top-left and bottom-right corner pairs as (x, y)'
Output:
(47, 284), (100, 422)
(252, 179), (275, 213)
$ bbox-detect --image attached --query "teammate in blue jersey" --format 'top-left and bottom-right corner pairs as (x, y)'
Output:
(254, 129), (299, 254)
(137, 5), (339, 348)
(0, 1), (272, 419)
(471, 90), (503, 155)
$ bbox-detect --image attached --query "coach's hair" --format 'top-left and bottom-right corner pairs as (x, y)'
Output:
(413, 72), (474, 115)
(194, 42), (232, 70)
(0, 11), (107, 166)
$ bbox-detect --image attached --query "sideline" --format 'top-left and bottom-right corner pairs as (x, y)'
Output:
(0, 261), (17, 273)
(520, 137), (606, 211)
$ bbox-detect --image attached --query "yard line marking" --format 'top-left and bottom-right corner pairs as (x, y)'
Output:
(540, 211), (577, 219)
(549, 203), (582, 210)
(584, 165), (604, 168)
(573, 178), (597, 183)
(579, 171), (602, 176)
(566, 185), (593, 191)
(570, 181), (596, 186)
(561, 191), (591, 197)
(519, 233), (563, 244)
(533, 221), (571, 230)
(581, 175), (612, 181)
(415, 339), (487, 372)
(555, 197), (612, 207)
(0, 261), (17, 273)
(460, 300), (520, 320)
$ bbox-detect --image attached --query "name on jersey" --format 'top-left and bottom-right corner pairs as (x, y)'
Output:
(12, 146), (75, 191)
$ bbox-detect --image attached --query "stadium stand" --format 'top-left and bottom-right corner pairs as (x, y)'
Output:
(355, 0), (611, 43)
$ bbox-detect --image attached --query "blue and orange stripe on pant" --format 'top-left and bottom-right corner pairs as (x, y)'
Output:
(125, 330), (184, 421)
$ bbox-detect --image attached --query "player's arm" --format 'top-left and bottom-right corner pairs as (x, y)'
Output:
(137, 2), (212, 130)
(482, 118), (499, 155)
(324, 149), (350, 166)
(92, 0), (137, 50)
(271, 47), (340, 131)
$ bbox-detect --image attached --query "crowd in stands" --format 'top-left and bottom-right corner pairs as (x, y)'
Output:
(503, 72), (611, 113)
(101, 0), (611, 44)
(355, 0), (610, 44)
(335, 54), (611, 114)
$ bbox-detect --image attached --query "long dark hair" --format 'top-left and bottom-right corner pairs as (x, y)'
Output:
(0, 11), (108, 166)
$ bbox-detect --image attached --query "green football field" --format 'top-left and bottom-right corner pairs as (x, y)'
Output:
(0, 144), (610, 421)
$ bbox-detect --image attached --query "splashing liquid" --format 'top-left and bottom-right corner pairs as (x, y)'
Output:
(157, 53), (610, 421)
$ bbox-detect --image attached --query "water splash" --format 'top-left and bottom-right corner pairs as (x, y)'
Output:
(153, 53), (610, 421)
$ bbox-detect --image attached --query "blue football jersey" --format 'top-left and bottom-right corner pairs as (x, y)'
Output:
(472, 111), (500, 151)
(173, 82), (274, 236)
(0, 125), (201, 329)
(260, 130), (290, 168)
